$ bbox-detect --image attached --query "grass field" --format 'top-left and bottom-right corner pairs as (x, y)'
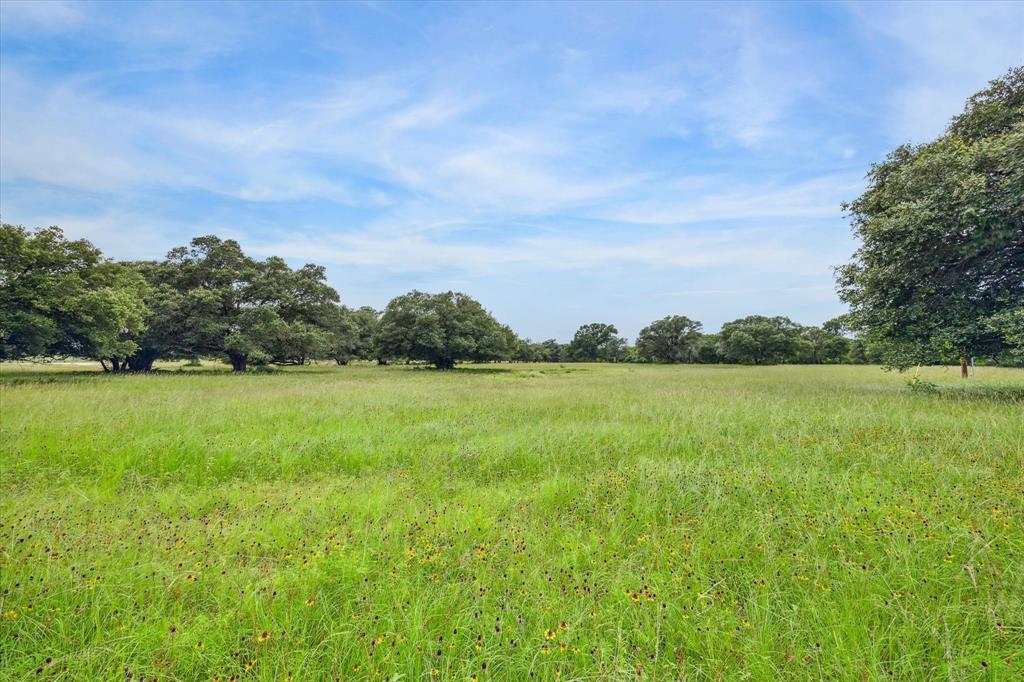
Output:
(1, 363), (1022, 681)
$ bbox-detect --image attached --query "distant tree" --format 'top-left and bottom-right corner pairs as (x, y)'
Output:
(118, 260), (190, 371)
(717, 315), (803, 365)
(320, 306), (359, 365)
(157, 236), (340, 371)
(376, 290), (511, 369)
(846, 339), (868, 365)
(0, 225), (148, 367)
(822, 316), (847, 336)
(635, 315), (703, 363)
(568, 323), (627, 362)
(347, 306), (380, 361)
(511, 336), (544, 362)
(798, 326), (850, 364)
(694, 334), (721, 363)
(537, 338), (565, 362)
(837, 67), (1024, 374)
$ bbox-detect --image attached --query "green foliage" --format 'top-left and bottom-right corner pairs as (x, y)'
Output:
(635, 315), (702, 363)
(376, 290), (512, 369)
(838, 67), (1024, 369)
(0, 224), (148, 363)
(320, 306), (359, 365)
(156, 236), (341, 371)
(906, 376), (940, 395)
(350, 306), (381, 361)
(797, 326), (850, 364)
(537, 338), (566, 362)
(693, 333), (721, 363)
(986, 308), (1024, 358)
(567, 322), (627, 362)
(716, 315), (804, 364)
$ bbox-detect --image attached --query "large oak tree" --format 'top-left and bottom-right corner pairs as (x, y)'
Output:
(0, 225), (148, 366)
(635, 315), (703, 363)
(837, 67), (1024, 372)
(376, 291), (512, 369)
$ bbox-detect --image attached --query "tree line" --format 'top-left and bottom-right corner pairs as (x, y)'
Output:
(2, 225), (878, 370)
(2, 68), (1020, 372)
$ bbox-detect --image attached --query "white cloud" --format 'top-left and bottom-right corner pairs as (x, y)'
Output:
(579, 73), (686, 115)
(600, 174), (862, 226)
(698, 8), (821, 147)
(0, 1), (83, 30)
(246, 219), (833, 278)
(850, 1), (1024, 142)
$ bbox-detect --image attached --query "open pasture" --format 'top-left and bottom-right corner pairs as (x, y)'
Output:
(1, 363), (1022, 680)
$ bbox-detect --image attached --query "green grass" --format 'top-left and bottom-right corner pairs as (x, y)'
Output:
(1, 363), (1022, 680)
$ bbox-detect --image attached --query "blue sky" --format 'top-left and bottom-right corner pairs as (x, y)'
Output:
(1, 1), (1022, 341)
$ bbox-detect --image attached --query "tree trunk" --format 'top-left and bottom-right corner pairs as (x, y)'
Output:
(228, 353), (247, 372)
(960, 356), (968, 379)
(127, 350), (156, 372)
(100, 359), (110, 372)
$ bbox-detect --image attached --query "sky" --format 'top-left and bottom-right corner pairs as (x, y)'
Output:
(1, 1), (1022, 341)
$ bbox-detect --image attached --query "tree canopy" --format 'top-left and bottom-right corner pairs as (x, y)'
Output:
(837, 67), (1024, 369)
(125, 236), (343, 371)
(567, 323), (627, 362)
(716, 315), (804, 365)
(635, 315), (702, 363)
(0, 226), (882, 372)
(376, 290), (512, 369)
(1, 225), (148, 364)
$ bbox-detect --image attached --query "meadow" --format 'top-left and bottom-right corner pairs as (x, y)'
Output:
(1, 362), (1022, 681)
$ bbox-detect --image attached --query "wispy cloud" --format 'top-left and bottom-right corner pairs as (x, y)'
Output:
(250, 220), (831, 277)
(1, 0), (1020, 337)
(698, 7), (823, 148)
(0, 0), (83, 31)
(849, 1), (1024, 142)
(600, 175), (862, 226)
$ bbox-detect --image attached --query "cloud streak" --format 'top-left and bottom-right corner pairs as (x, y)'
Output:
(1, 0), (1020, 337)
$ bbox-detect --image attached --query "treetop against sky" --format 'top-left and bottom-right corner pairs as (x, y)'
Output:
(0, 0), (1022, 340)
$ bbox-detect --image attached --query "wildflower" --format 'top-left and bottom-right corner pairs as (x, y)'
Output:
(544, 629), (556, 640)
(305, 597), (316, 606)
(257, 630), (270, 643)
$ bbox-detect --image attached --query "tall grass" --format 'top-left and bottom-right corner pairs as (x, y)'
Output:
(1, 363), (1022, 680)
